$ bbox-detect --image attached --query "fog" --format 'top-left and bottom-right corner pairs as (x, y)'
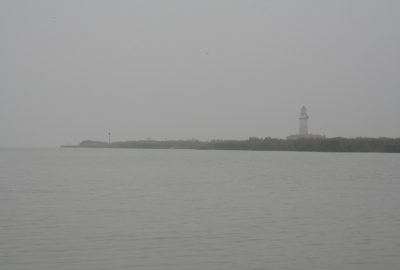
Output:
(1, 0), (399, 147)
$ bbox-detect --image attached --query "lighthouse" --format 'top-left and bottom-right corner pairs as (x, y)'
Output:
(299, 106), (309, 136)
(286, 106), (325, 140)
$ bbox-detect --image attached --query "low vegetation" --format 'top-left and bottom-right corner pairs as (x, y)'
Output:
(69, 137), (400, 153)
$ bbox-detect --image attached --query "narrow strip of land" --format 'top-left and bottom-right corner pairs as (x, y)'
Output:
(62, 137), (400, 153)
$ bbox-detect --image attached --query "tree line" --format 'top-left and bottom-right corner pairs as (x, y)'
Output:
(72, 137), (400, 153)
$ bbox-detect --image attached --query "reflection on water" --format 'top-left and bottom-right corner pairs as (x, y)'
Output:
(1, 148), (400, 270)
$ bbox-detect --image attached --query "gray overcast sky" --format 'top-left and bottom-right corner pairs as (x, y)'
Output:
(1, 0), (399, 147)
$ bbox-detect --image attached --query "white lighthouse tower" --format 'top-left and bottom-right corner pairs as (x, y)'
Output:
(299, 106), (309, 136)
(287, 106), (324, 140)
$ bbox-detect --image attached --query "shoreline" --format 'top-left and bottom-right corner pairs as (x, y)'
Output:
(61, 137), (400, 153)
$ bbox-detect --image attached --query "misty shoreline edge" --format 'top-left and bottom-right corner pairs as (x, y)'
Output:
(61, 137), (400, 153)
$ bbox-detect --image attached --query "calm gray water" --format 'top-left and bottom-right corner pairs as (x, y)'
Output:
(1, 148), (400, 270)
